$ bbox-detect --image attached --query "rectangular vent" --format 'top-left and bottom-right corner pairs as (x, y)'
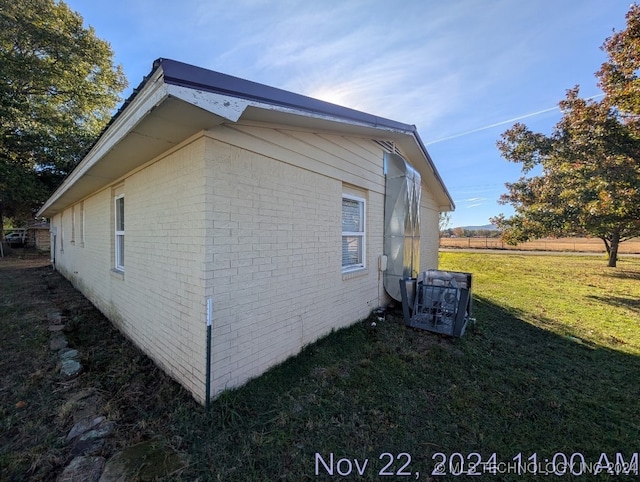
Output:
(374, 139), (401, 155)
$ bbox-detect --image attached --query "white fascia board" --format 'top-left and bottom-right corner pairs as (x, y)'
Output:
(166, 85), (251, 122)
(261, 102), (412, 135)
(408, 132), (455, 211)
(168, 83), (411, 136)
(37, 70), (169, 217)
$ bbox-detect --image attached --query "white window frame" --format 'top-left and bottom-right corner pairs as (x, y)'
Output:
(114, 194), (125, 271)
(341, 194), (366, 272)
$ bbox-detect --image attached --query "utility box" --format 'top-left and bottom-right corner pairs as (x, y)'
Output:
(399, 270), (473, 337)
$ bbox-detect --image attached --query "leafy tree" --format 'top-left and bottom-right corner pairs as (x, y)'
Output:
(492, 6), (640, 268)
(0, 0), (127, 235)
(597, 3), (640, 117)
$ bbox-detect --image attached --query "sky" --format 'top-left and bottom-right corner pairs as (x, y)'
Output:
(64, 0), (633, 228)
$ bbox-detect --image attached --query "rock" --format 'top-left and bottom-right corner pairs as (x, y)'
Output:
(78, 421), (115, 442)
(67, 416), (105, 441)
(57, 456), (105, 482)
(61, 359), (82, 379)
(50, 334), (68, 351)
(99, 440), (184, 482)
(67, 420), (115, 457)
(60, 348), (79, 360)
(48, 324), (66, 332)
(47, 311), (63, 323)
(70, 438), (106, 458)
(60, 390), (104, 425)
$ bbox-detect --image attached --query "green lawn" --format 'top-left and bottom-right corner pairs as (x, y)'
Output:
(1, 253), (639, 481)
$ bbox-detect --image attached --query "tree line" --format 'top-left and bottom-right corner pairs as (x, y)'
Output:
(441, 228), (502, 238)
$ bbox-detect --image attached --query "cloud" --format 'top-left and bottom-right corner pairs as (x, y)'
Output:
(73, 0), (623, 148)
(182, 1), (471, 126)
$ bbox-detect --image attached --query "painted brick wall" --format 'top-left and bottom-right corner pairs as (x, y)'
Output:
(203, 128), (389, 396)
(50, 125), (443, 404)
(51, 137), (209, 403)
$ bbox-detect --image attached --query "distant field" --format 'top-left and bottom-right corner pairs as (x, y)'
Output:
(440, 236), (640, 254)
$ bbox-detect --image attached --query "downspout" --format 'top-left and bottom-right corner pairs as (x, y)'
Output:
(205, 297), (213, 409)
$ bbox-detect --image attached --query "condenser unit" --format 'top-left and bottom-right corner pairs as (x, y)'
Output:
(399, 270), (473, 337)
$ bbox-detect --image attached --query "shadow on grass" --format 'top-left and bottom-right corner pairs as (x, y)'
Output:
(604, 266), (640, 281)
(586, 294), (640, 315)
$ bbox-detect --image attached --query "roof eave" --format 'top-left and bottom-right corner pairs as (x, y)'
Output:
(38, 58), (454, 217)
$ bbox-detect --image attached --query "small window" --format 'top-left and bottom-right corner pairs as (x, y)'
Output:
(71, 205), (76, 244)
(60, 211), (64, 253)
(114, 195), (125, 271)
(79, 201), (85, 246)
(342, 195), (365, 271)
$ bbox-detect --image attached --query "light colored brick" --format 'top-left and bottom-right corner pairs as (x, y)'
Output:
(51, 127), (443, 406)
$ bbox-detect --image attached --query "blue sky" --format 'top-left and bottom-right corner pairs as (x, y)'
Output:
(65, 0), (632, 227)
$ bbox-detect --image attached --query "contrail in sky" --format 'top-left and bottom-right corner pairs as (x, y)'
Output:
(425, 94), (605, 146)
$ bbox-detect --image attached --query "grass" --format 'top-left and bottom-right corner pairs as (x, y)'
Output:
(1, 252), (639, 480)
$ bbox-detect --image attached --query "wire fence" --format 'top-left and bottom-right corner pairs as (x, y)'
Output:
(439, 236), (640, 254)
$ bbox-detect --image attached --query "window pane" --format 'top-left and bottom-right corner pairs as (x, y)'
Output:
(116, 197), (124, 231)
(116, 234), (124, 268)
(342, 235), (363, 267)
(342, 198), (363, 232)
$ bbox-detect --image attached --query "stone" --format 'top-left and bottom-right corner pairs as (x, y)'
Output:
(78, 421), (115, 442)
(47, 311), (62, 323)
(58, 456), (105, 482)
(61, 359), (82, 379)
(62, 392), (104, 424)
(70, 438), (106, 458)
(67, 416), (105, 441)
(48, 324), (66, 332)
(99, 440), (184, 482)
(60, 348), (79, 360)
(50, 334), (68, 351)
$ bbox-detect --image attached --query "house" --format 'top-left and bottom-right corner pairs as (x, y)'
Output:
(37, 59), (454, 405)
(27, 222), (51, 252)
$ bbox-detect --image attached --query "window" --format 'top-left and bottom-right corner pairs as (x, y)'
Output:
(60, 211), (64, 253)
(71, 205), (76, 244)
(114, 195), (125, 271)
(79, 201), (85, 246)
(342, 195), (365, 271)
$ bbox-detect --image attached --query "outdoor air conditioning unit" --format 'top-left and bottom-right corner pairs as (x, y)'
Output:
(399, 270), (473, 337)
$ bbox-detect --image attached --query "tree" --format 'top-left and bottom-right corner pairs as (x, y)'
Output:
(439, 212), (452, 237)
(597, 4), (640, 117)
(0, 0), (127, 234)
(492, 5), (640, 268)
